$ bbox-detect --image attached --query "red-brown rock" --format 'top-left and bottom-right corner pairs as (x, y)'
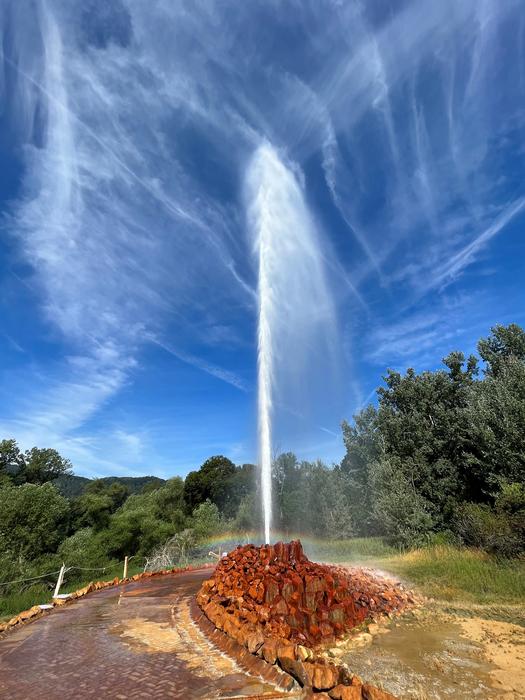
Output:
(197, 540), (413, 648)
(304, 661), (341, 690)
(362, 684), (397, 700)
(329, 684), (363, 700)
(195, 541), (410, 698)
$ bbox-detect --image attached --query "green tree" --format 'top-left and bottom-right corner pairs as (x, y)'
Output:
(478, 323), (525, 377)
(369, 457), (434, 547)
(341, 405), (381, 534)
(20, 447), (72, 485)
(0, 439), (24, 482)
(0, 483), (70, 558)
(183, 455), (237, 514)
(191, 499), (222, 538)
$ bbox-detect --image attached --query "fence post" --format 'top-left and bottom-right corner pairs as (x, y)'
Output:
(123, 556), (129, 579)
(53, 563), (66, 598)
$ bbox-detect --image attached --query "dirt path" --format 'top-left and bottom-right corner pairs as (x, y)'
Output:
(0, 568), (289, 699)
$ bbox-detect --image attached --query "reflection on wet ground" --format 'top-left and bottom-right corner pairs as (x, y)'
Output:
(0, 568), (288, 699)
(340, 612), (497, 699)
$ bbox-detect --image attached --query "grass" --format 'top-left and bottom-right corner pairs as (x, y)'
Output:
(313, 538), (525, 606)
(380, 544), (525, 605)
(0, 560), (143, 620)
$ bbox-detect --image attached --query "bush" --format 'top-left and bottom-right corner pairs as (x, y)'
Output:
(191, 499), (222, 538)
(145, 529), (197, 570)
(57, 528), (111, 568)
(454, 502), (523, 557)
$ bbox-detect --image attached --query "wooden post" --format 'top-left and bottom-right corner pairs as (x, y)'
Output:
(123, 556), (129, 579)
(53, 563), (66, 598)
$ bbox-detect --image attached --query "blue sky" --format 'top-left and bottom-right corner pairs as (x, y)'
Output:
(1, 0), (524, 478)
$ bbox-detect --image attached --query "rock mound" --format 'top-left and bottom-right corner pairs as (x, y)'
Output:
(196, 541), (415, 697)
(197, 540), (412, 647)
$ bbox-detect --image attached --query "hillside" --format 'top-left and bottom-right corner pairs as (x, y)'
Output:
(53, 474), (166, 498)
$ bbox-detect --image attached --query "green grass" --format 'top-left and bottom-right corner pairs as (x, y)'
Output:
(0, 560), (143, 620)
(303, 536), (397, 562)
(379, 544), (525, 605)
(310, 537), (525, 606)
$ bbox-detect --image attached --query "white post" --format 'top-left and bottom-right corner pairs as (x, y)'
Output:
(53, 563), (66, 598)
(123, 556), (129, 579)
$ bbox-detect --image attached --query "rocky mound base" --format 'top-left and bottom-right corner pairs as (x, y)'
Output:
(196, 540), (415, 698)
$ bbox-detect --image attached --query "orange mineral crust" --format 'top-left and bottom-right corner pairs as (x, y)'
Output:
(196, 540), (413, 648)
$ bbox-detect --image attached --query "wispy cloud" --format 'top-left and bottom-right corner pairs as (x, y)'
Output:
(150, 337), (248, 392)
(1, 0), (524, 474)
(429, 197), (525, 290)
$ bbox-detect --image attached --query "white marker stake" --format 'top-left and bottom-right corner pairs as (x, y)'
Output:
(53, 564), (66, 598)
(123, 556), (129, 579)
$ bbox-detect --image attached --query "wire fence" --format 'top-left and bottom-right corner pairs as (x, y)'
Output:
(0, 557), (146, 590)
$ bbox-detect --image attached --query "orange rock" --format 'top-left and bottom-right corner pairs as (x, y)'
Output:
(261, 638), (279, 664)
(362, 684), (397, 700)
(329, 684), (362, 700)
(17, 606), (41, 622)
(304, 661), (340, 691)
(279, 655), (309, 687)
(246, 629), (264, 653)
(52, 597), (68, 606)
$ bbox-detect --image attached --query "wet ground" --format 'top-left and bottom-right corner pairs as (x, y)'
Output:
(338, 611), (500, 699)
(0, 568), (290, 700)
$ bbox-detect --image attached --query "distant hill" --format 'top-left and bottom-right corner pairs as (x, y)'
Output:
(53, 474), (166, 499)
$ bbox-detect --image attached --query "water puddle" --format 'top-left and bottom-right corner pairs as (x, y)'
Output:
(338, 612), (498, 699)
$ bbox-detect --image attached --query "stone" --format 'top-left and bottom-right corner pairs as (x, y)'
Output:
(362, 684), (397, 700)
(296, 644), (313, 662)
(261, 638), (279, 665)
(329, 684), (363, 700)
(246, 630), (264, 653)
(196, 541), (411, 700)
(17, 606), (40, 622)
(278, 656), (309, 687)
(304, 661), (341, 691)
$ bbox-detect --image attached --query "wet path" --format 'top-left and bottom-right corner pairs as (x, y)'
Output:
(0, 569), (288, 699)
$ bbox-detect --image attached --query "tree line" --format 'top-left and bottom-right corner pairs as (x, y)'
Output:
(0, 322), (523, 593)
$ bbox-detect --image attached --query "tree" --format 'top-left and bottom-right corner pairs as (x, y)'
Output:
(478, 323), (525, 377)
(465, 356), (525, 494)
(369, 458), (434, 547)
(0, 483), (70, 558)
(183, 455), (237, 514)
(20, 447), (72, 485)
(72, 480), (130, 531)
(338, 323), (525, 549)
(154, 477), (186, 528)
(191, 499), (222, 538)
(0, 439), (24, 482)
(341, 405), (381, 534)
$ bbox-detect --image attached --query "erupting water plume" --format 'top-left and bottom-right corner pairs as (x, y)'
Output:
(246, 143), (338, 544)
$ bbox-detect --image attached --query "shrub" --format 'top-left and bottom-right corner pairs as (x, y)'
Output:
(191, 499), (222, 538)
(145, 529), (197, 570)
(453, 502), (523, 557)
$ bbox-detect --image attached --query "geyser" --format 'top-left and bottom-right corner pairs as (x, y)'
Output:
(246, 143), (337, 544)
